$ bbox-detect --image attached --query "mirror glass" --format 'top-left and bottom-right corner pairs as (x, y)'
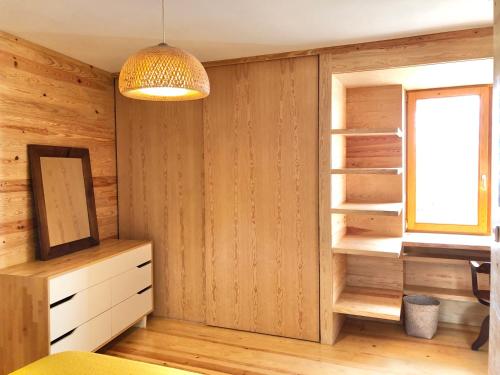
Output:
(40, 157), (90, 246)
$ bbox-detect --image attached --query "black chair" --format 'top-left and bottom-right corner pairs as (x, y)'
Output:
(469, 260), (490, 351)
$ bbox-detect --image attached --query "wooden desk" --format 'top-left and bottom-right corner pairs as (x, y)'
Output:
(401, 233), (490, 327)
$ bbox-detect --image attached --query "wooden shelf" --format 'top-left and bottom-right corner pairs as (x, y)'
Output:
(333, 286), (402, 321)
(331, 168), (402, 175)
(331, 128), (402, 137)
(331, 202), (402, 216)
(404, 285), (477, 303)
(333, 234), (402, 258)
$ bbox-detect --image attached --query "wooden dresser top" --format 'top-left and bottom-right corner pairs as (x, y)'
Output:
(0, 239), (151, 279)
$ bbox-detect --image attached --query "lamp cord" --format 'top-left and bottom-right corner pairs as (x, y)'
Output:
(162, 0), (166, 44)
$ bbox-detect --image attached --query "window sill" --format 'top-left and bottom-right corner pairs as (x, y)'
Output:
(402, 232), (492, 252)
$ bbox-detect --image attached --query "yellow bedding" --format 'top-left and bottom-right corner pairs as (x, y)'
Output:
(10, 351), (198, 375)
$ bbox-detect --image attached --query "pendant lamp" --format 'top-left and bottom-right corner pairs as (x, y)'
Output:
(119, 0), (209, 101)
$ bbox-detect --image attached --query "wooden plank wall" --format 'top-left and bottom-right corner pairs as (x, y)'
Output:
(345, 85), (403, 238)
(490, 2), (500, 373)
(0, 32), (117, 268)
(115, 92), (205, 322)
(203, 56), (319, 341)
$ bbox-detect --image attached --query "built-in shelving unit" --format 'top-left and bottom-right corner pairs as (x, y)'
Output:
(327, 84), (405, 343)
(331, 128), (402, 137)
(333, 234), (402, 258)
(331, 202), (403, 216)
(333, 286), (403, 321)
(322, 77), (489, 346)
(331, 167), (402, 175)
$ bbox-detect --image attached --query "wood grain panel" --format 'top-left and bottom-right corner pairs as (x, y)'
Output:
(405, 260), (489, 291)
(0, 32), (117, 268)
(0, 274), (48, 374)
(115, 88), (205, 322)
(324, 75), (347, 343)
(438, 299), (489, 327)
(203, 27), (491, 69)
(204, 56), (319, 341)
(321, 27), (492, 74)
(0, 239), (149, 278)
(319, 55), (335, 344)
(346, 216), (403, 237)
(345, 86), (403, 168)
(346, 174), (402, 203)
(347, 255), (403, 291)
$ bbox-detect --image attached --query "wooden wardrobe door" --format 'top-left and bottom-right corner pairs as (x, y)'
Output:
(203, 56), (319, 341)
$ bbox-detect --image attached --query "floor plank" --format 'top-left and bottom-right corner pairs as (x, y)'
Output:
(103, 317), (487, 375)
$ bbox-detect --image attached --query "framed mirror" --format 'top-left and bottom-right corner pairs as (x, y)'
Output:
(28, 145), (100, 260)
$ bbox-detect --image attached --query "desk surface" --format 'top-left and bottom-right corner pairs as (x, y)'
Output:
(403, 232), (492, 251)
(402, 233), (492, 260)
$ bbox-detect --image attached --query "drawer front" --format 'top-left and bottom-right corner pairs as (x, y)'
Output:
(111, 263), (152, 305)
(50, 310), (111, 354)
(49, 243), (152, 304)
(50, 279), (111, 341)
(111, 288), (153, 336)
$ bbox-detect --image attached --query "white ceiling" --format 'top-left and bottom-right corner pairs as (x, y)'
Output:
(0, 0), (493, 72)
(335, 59), (493, 90)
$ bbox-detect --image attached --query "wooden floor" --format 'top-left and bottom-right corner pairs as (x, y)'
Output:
(103, 317), (488, 375)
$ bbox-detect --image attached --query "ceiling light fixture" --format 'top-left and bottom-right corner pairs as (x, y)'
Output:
(119, 0), (209, 101)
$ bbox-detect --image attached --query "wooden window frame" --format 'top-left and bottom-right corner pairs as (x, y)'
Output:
(406, 85), (491, 235)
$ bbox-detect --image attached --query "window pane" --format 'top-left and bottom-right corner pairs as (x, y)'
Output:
(414, 95), (480, 225)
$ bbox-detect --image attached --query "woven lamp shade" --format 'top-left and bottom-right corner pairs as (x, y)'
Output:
(119, 43), (210, 101)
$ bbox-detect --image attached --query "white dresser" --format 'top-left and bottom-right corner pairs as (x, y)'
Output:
(0, 239), (153, 374)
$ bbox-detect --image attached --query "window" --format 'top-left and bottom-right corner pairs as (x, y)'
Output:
(406, 85), (491, 235)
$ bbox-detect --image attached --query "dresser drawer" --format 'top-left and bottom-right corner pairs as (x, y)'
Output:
(111, 287), (153, 336)
(50, 310), (111, 354)
(50, 279), (111, 341)
(49, 243), (152, 304)
(111, 262), (152, 305)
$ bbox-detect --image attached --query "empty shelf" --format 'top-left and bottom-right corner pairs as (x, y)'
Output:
(333, 286), (402, 321)
(331, 168), (402, 175)
(331, 128), (402, 137)
(333, 234), (402, 258)
(331, 202), (403, 216)
(404, 285), (477, 303)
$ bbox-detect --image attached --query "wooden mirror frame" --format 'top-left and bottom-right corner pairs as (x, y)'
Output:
(28, 145), (100, 260)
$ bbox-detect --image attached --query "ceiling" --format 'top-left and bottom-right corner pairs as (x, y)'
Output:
(335, 59), (493, 90)
(0, 0), (493, 72)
